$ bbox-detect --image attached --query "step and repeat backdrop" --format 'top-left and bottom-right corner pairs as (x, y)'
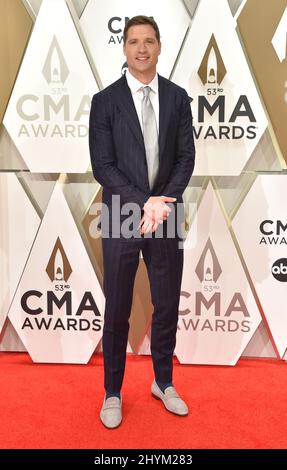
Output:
(0, 0), (286, 364)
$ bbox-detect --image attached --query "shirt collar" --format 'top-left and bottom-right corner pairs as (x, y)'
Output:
(126, 69), (158, 95)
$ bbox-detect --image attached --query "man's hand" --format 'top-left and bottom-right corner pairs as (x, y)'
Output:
(143, 196), (176, 224)
(138, 213), (159, 234)
(138, 196), (176, 234)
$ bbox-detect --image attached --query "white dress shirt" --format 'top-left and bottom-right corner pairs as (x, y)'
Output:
(125, 69), (159, 133)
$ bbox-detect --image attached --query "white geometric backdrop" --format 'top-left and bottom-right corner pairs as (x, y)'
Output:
(1, 0), (286, 364)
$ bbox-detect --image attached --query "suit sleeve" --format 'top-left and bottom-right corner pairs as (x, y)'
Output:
(161, 91), (195, 199)
(89, 93), (150, 208)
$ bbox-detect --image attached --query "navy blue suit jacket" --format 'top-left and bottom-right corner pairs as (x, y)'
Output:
(89, 74), (195, 235)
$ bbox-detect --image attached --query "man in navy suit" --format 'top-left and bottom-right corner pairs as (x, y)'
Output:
(89, 15), (195, 428)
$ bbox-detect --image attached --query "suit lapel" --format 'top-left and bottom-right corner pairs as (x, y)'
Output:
(111, 75), (172, 160)
(110, 75), (173, 193)
(111, 75), (144, 148)
(158, 75), (172, 162)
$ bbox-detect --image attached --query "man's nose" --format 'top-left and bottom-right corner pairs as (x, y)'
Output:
(137, 42), (147, 52)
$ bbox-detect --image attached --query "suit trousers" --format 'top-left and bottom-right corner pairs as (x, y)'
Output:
(102, 235), (183, 393)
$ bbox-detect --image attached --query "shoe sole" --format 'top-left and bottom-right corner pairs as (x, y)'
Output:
(100, 416), (122, 429)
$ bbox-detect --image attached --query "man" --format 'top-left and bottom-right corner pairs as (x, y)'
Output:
(89, 15), (195, 428)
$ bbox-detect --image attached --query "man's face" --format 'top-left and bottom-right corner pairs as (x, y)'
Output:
(123, 24), (161, 80)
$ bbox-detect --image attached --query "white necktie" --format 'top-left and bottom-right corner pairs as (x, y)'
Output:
(141, 86), (159, 190)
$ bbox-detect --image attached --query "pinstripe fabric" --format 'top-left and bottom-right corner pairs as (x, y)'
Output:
(89, 74), (195, 393)
(102, 237), (183, 392)
(89, 74), (195, 235)
(142, 238), (183, 385)
(102, 237), (142, 393)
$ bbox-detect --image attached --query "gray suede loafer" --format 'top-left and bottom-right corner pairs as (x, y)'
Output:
(151, 380), (189, 416)
(100, 396), (122, 429)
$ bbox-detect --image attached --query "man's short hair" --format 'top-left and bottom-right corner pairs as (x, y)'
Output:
(123, 15), (161, 44)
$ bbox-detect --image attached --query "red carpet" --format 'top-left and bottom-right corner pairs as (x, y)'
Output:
(0, 352), (287, 449)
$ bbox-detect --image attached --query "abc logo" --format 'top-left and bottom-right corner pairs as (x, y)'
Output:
(271, 258), (287, 282)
